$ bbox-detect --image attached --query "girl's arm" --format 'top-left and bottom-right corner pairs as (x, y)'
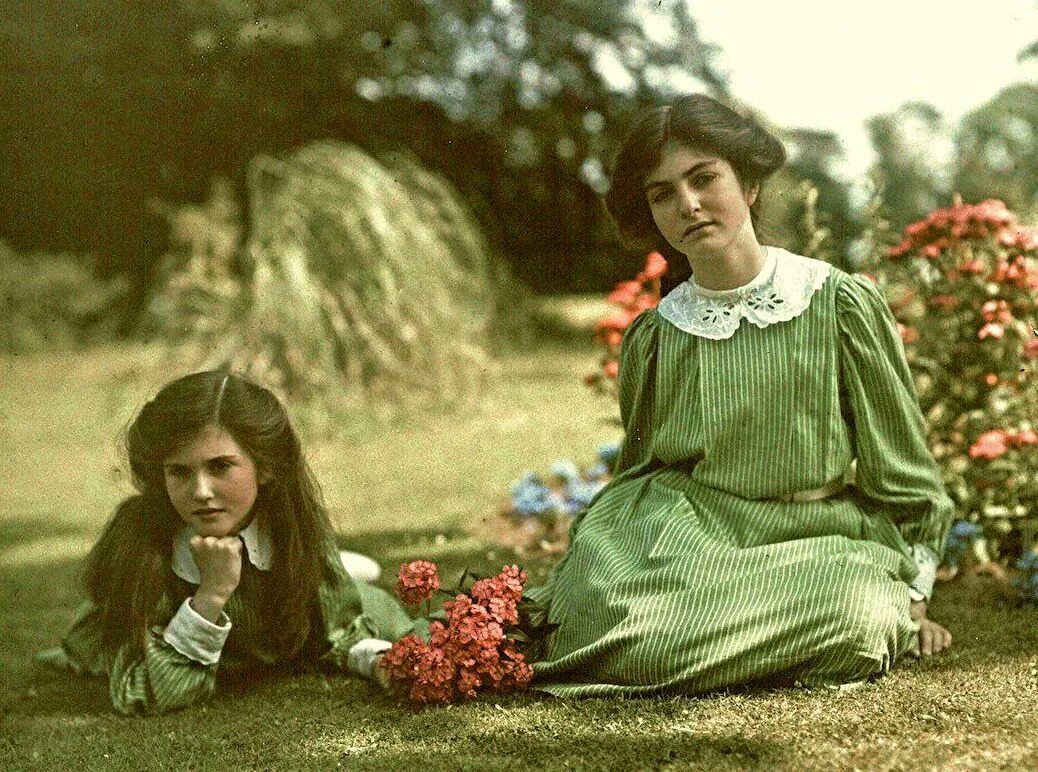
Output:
(49, 594), (228, 715)
(57, 536), (243, 715)
(317, 543), (428, 675)
(110, 535), (244, 714)
(106, 597), (229, 715)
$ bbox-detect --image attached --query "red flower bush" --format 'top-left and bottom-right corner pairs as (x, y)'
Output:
(379, 562), (537, 705)
(585, 251), (668, 398)
(871, 196), (1038, 552)
(887, 199), (1018, 259)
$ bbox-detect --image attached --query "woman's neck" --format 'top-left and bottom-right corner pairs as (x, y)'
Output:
(685, 224), (765, 291)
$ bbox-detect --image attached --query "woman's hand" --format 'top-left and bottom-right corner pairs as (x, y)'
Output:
(909, 600), (952, 657)
(188, 535), (243, 623)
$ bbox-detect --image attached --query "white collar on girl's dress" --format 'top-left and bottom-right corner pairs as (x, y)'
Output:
(657, 246), (832, 340)
(171, 517), (272, 584)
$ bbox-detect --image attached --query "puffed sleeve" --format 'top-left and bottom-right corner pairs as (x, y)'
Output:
(613, 310), (662, 478)
(836, 273), (954, 583)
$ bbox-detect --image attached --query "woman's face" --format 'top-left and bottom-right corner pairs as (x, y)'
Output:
(163, 424), (263, 537)
(643, 143), (758, 260)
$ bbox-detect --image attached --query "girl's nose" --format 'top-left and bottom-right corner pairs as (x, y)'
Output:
(192, 473), (215, 501)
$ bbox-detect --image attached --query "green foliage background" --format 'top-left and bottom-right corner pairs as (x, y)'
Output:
(0, 0), (725, 306)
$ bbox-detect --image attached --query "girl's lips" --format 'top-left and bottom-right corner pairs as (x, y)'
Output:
(193, 508), (224, 516)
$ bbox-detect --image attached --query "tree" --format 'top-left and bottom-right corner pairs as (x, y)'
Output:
(186, 0), (729, 291)
(1, 0), (728, 314)
(866, 102), (954, 230)
(953, 83), (1038, 214)
(767, 128), (859, 269)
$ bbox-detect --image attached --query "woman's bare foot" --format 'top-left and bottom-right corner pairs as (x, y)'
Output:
(910, 600), (952, 656)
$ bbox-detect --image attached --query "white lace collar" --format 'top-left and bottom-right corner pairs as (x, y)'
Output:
(172, 517), (272, 584)
(657, 247), (832, 340)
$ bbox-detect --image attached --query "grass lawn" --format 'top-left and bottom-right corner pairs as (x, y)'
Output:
(2, 337), (1037, 771)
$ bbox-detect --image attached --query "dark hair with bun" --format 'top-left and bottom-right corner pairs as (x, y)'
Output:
(604, 94), (786, 288)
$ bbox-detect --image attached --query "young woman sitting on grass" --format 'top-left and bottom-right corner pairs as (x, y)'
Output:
(526, 94), (954, 696)
(37, 371), (414, 715)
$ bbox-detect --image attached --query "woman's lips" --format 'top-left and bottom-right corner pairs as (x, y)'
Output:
(682, 222), (713, 240)
(193, 508), (223, 517)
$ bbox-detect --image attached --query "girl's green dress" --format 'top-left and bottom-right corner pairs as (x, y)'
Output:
(528, 249), (953, 696)
(45, 540), (418, 715)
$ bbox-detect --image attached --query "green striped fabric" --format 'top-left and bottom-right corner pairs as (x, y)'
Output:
(528, 262), (953, 697)
(53, 542), (419, 715)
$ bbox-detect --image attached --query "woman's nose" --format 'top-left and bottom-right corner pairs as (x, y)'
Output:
(676, 184), (700, 217)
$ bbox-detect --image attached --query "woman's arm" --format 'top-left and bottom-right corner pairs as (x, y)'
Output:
(107, 599), (228, 715)
(613, 310), (662, 478)
(836, 274), (955, 598)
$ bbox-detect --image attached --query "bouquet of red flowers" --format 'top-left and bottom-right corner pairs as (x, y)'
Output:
(380, 561), (547, 705)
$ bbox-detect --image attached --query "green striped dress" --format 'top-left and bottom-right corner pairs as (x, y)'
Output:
(44, 541), (419, 715)
(528, 250), (953, 697)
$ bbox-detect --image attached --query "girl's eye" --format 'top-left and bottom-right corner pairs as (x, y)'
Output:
(164, 466), (190, 479)
(693, 173), (717, 187)
(650, 189), (672, 204)
(209, 459), (234, 473)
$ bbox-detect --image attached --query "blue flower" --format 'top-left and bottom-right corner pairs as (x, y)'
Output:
(510, 473), (555, 517)
(1013, 550), (1038, 607)
(949, 521), (983, 540)
(1016, 573), (1038, 608)
(597, 442), (621, 465)
(565, 479), (606, 511)
(1015, 551), (1038, 573)
(586, 462), (610, 481)
(942, 520), (984, 568)
(548, 459), (581, 483)
(512, 488), (554, 517)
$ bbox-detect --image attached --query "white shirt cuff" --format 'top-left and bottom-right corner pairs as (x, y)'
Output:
(162, 597), (231, 665)
(909, 543), (939, 601)
(347, 638), (392, 678)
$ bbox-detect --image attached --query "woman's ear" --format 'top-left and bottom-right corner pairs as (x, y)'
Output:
(744, 182), (760, 207)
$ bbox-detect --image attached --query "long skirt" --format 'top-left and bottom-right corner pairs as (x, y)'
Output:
(527, 469), (919, 697)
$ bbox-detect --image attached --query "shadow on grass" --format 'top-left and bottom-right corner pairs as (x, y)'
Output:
(344, 732), (784, 770)
(10, 522), (1037, 736)
(336, 526), (558, 589)
(0, 514), (88, 549)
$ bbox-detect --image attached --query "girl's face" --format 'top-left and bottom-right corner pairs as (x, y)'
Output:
(163, 424), (263, 537)
(643, 143), (758, 260)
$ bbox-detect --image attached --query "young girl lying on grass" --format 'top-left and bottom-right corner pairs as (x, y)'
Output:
(37, 371), (414, 715)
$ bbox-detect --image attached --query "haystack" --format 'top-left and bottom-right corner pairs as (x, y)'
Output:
(149, 141), (517, 421)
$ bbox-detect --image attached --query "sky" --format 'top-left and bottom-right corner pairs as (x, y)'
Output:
(642, 0), (1038, 181)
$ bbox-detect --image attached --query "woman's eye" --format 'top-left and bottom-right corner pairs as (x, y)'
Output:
(693, 173), (717, 187)
(209, 460), (234, 473)
(650, 189), (672, 204)
(165, 466), (189, 479)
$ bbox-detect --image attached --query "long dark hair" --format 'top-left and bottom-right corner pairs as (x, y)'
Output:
(604, 94), (787, 290)
(82, 371), (340, 658)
